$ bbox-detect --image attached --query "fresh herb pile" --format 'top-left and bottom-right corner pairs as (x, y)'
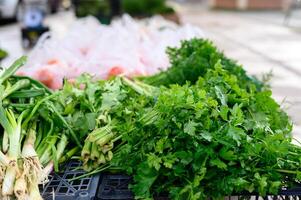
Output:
(113, 63), (297, 199)
(0, 57), (69, 199)
(0, 58), (156, 199)
(108, 39), (299, 199)
(0, 39), (300, 200)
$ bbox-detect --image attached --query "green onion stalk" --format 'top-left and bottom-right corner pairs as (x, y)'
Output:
(1, 94), (45, 199)
(0, 106), (28, 199)
(82, 124), (118, 171)
(0, 108), (45, 200)
(21, 122), (43, 200)
(37, 133), (68, 181)
(59, 146), (81, 164)
(0, 79), (31, 101)
(0, 56), (65, 199)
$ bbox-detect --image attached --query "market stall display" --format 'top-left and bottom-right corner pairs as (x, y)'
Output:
(18, 15), (204, 89)
(1, 38), (301, 199)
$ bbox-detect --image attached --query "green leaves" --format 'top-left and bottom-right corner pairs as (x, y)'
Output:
(0, 56), (27, 85)
(219, 105), (229, 121)
(110, 39), (299, 200)
(131, 162), (158, 199)
(0, 39), (291, 200)
(219, 147), (236, 161)
(184, 121), (198, 136)
(215, 86), (227, 106)
(200, 131), (212, 142)
(210, 158), (227, 170)
(227, 126), (244, 146)
(100, 78), (126, 111)
(147, 153), (162, 170)
(0, 104), (14, 135)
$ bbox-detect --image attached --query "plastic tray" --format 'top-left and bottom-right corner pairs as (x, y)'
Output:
(40, 161), (100, 200)
(42, 162), (301, 200)
(97, 174), (133, 200)
(97, 174), (301, 200)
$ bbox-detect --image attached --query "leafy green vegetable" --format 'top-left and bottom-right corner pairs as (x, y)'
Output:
(0, 56), (27, 85)
(112, 61), (297, 199)
(104, 39), (297, 199)
(142, 39), (263, 90)
(0, 38), (299, 200)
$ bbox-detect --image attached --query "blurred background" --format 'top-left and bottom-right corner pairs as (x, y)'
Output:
(0, 0), (301, 136)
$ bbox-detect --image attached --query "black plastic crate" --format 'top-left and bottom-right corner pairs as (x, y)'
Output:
(97, 174), (301, 200)
(40, 161), (100, 200)
(97, 174), (133, 200)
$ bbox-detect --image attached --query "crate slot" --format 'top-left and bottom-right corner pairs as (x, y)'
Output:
(40, 161), (100, 200)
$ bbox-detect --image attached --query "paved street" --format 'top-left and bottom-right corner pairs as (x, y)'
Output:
(1, 3), (301, 137)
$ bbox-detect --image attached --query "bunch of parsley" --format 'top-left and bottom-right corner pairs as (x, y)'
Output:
(109, 39), (301, 199)
(142, 39), (263, 90)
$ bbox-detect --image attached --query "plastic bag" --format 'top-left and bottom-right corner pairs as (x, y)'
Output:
(19, 15), (204, 89)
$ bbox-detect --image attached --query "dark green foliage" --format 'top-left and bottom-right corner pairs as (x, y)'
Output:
(109, 39), (300, 199)
(112, 61), (297, 200)
(1, 39), (300, 200)
(74, 0), (111, 18)
(122, 0), (174, 16)
(142, 39), (263, 90)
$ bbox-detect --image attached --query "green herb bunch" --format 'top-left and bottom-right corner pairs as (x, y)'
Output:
(109, 39), (300, 199)
(0, 39), (300, 200)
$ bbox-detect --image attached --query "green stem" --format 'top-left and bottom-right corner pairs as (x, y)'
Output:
(81, 141), (92, 158)
(276, 169), (298, 174)
(39, 136), (58, 165)
(96, 133), (115, 147)
(0, 56), (27, 85)
(8, 110), (25, 159)
(12, 75), (53, 94)
(59, 147), (80, 163)
(112, 135), (122, 143)
(47, 102), (82, 147)
(56, 134), (68, 161)
(69, 164), (111, 181)
(122, 77), (152, 97)
(22, 93), (58, 129)
(91, 143), (100, 160)
(4, 103), (34, 109)
(8, 88), (46, 98)
(22, 122), (38, 158)
(1, 79), (30, 100)
(53, 134), (68, 171)
(87, 127), (110, 142)
(36, 121), (53, 151)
